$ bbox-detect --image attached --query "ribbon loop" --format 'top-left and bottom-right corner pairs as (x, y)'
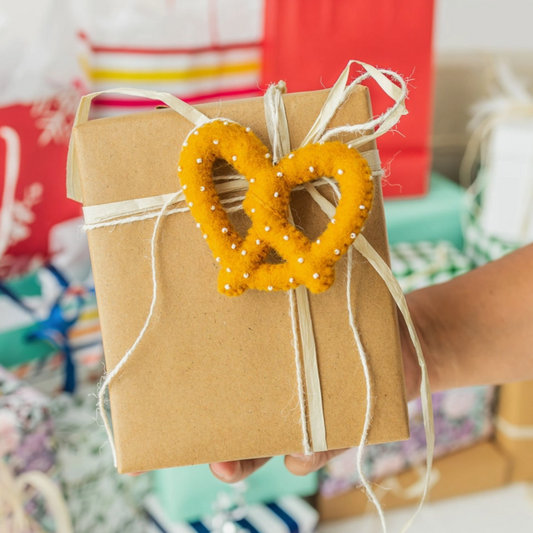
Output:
(301, 60), (408, 147)
(67, 88), (210, 203)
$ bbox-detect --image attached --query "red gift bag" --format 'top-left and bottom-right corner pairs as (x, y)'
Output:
(0, 100), (81, 277)
(262, 0), (435, 198)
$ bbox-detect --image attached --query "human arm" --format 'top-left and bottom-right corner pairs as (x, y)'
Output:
(402, 241), (533, 398)
(211, 243), (533, 482)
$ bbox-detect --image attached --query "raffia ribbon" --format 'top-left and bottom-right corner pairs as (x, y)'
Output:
(68, 60), (434, 533)
(261, 65), (434, 532)
(0, 462), (72, 533)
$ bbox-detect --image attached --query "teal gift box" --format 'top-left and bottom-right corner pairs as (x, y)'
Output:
(151, 456), (318, 523)
(384, 172), (464, 249)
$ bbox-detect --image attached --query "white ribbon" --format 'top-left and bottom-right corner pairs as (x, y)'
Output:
(263, 80), (326, 454)
(67, 88), (208, 203)
(69, 61), (434, 533)
(264, 81), (318, 455)
(0, 462), (73, 533)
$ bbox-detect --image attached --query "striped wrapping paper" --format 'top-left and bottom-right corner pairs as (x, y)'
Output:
(6, 291), (104, 395)
(145, 495), (319, 533)
(9, 294), (104, 394)
(80, 0), (265, 118)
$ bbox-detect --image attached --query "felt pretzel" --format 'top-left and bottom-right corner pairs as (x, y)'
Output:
(178, 119), (374, 296)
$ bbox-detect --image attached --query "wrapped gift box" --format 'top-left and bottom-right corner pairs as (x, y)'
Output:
(71, 83), (410, 472)
(0, 0), (85, 278)
(320, 385), (495, 499)
(318, 442), (511, 521)
(0, 265), (104, 395)
(0, 270), (55, 364)
(463, 172), (521, 267)
(0, 104), (82, 278)
(80, 0), (264, 117)
(152, 456), (318, 523)
(145, 494), (319, 533)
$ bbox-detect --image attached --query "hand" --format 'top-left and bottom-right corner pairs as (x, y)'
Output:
(210, 449), (348, 483)
(211, 243), (533, 484)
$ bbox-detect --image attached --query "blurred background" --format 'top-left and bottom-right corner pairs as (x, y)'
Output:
(1, 1), (533, 532)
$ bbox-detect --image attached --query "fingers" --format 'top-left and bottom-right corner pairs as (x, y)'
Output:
(210, 457), (271, 483)
(210, 449), (348, 483)
(284, 449), (348, 476)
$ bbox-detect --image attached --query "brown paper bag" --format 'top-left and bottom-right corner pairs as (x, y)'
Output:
(72, 85), (409, 473)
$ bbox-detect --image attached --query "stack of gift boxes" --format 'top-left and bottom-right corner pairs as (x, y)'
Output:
(2, 1), (533, 532)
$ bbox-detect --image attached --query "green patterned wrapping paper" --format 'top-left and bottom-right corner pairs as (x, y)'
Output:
(463, 183), (520, 266)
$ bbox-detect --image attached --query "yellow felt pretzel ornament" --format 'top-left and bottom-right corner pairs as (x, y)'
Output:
(179, 119), (373, 296)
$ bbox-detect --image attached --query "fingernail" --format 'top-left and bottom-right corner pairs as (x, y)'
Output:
(211, 463), (227, 479)
(290, 453), (306, 459)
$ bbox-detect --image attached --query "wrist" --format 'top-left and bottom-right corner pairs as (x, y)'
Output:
(400, 287), (449, 399)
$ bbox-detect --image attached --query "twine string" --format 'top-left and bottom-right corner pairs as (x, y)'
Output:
(347, 246), (386, 532)
(96, 191), (180, 467)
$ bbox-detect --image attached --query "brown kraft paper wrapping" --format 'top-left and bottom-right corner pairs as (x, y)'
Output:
(73, 85), (409, 473)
